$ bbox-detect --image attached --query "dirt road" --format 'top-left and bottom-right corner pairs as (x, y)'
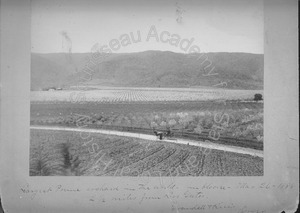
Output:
(30, 125), (263, 158)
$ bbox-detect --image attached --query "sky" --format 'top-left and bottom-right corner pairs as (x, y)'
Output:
(31, 0), (264, 54)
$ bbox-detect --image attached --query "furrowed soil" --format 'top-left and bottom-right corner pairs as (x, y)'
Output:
(30, 129), (263, 176)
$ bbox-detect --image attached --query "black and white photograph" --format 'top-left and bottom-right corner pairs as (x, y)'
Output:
(29, 0), (264, 176)
(1, 0), (299, 212)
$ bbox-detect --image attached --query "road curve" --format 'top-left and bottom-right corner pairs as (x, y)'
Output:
(30, 125), (263, 158)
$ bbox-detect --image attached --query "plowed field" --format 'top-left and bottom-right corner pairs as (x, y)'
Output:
(30, 129), (263, 176)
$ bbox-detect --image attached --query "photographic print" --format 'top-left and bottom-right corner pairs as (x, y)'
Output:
(30, 0), (264, 176)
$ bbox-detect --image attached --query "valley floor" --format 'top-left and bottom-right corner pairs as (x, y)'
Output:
(30, 127), (263, 176)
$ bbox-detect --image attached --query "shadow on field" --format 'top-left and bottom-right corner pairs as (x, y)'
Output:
(30, 142), (82, 176)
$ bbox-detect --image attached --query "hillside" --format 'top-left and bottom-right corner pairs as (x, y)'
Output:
(31, 51), (263, 90)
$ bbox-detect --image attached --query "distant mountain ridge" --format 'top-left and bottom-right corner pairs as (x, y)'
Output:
(31, 51), (263, 90)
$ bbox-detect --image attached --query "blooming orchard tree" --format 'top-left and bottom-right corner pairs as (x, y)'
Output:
(168, 119), (177, 127)
(179, 115), (194, 130)
(201, 117), (214, 129)
(136, 116), (146, 127)
(122, 117), (131, 126)
(198, 111), (205, 117)
(160, 121), (167, 127)
(178, 118), (185, 128)
(154, 115), (160, 120)
(150, 121), (158, 128)
(194, 125), (203, 134)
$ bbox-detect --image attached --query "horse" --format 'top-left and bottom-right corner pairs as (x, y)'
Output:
(153, 130), (164, 140)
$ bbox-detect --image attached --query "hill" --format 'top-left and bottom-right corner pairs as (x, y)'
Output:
(31, 51), (263, 90)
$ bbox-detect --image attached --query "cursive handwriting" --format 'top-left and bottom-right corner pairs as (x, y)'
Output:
(19, 180), (294, 213)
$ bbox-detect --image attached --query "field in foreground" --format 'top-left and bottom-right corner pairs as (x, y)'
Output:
(30, 129), (263, 176)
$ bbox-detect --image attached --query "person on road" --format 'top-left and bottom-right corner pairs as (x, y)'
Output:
(166, 127), (171, 137)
